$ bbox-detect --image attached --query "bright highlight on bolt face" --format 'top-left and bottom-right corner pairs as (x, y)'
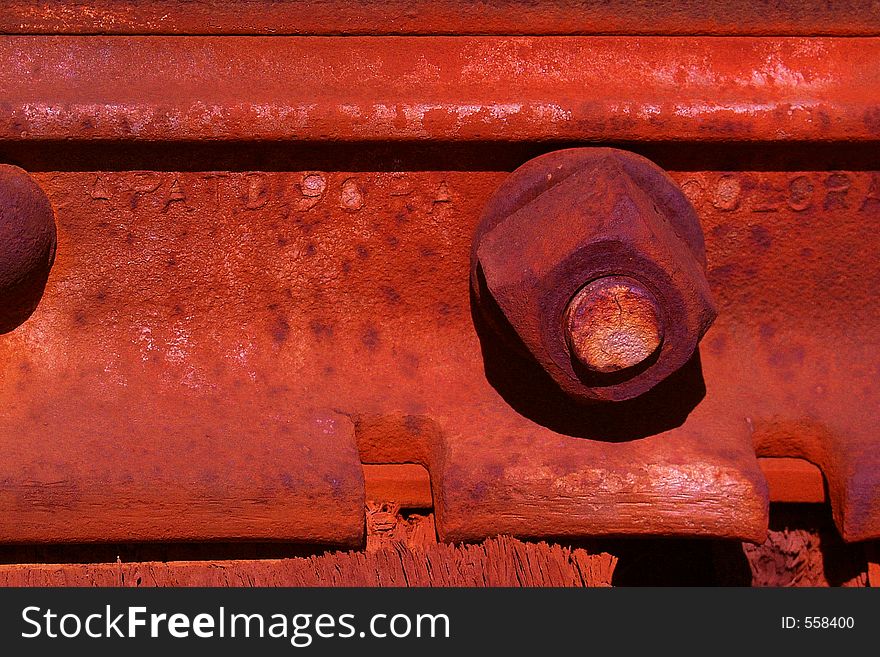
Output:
(564, 276), (663, 374)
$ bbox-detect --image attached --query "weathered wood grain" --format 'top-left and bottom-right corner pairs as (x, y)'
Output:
(0, 536), (617, 587)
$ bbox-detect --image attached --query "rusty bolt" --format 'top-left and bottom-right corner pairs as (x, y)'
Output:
(0, 164), (56, 333)
(471, 148), (716, 402)
(564, 276), (663, 374)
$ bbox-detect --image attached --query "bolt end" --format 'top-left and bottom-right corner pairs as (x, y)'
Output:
(564, 276), (663, 374)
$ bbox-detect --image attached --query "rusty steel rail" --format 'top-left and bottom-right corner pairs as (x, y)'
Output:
(1, 37), (880, 142)
(3, 1), (880, 36)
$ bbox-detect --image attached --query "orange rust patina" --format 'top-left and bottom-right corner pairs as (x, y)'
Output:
(0, 4), (878, 587)
(564, 277), (664, 374)
(2, 1), (880, 36)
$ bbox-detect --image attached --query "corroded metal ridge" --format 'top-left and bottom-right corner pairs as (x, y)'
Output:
(1, 37), (879, 142)
(2, 1), (879, 36)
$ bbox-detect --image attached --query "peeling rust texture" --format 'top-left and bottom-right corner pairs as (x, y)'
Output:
(471, 148), (716, 402)
(2, 1), (879, 36)
(1, 37), (880, 142)
(0, 33), (878, 545)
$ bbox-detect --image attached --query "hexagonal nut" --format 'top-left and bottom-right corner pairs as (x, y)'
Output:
(470, 148), (716, 402)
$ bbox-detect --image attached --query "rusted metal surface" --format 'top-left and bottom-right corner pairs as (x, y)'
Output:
(677, 169), (880, 542)
(0, 164), (876, 543)
(373, 459), (827, 509)
(3, 1), (879, 36)
(759, 459), (826, 504)
(363, 464), (432, 509)
(0, 395), (366, 545)
(0, 166), (767, 543)
(0, 173), (367, 545)
(0, 164), (56, 333)
(0, 28), (878, 548)
(471, 148), (715, 402)
(2, 37), (880, 143)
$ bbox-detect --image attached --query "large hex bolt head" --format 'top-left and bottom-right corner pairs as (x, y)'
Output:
(0, 164), (57, 333)
(470, 148), (716, 402)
